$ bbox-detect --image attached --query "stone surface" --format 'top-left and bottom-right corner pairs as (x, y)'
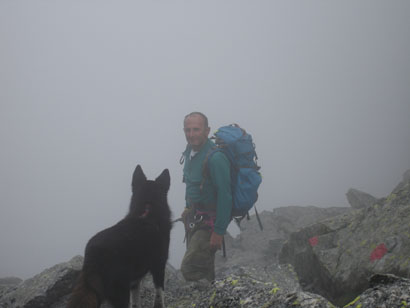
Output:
(51, 261), (183, 308)
(279, 172), (410, 306)
(215, 205), (350, 277)
(346, 188), (378, 209)
(0, 255), (82, 308)
(168, 267), (335, 308)
(2, 170), (410, 307)
(343, 274), (410, 308)
(379, 169), (410, 206)
(0, 278), (22, 287)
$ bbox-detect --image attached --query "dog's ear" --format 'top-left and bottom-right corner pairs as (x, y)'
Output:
(132, 165), (147, 192)
(155, 169), (170, 191)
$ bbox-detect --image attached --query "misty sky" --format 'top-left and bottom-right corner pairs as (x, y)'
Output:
(1, 1), (409, 279)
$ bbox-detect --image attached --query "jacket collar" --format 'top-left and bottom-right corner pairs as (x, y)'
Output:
(185, 139), (214, 156)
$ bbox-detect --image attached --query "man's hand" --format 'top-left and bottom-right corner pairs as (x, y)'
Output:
(181, 208), (192, 231)
(181, 207), (191, 220)
(210, 231), (223, 250)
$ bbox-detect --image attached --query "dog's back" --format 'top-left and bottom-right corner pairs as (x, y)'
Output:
(68, 165), (171, 308)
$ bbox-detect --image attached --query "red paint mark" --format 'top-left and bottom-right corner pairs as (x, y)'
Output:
(370, 243), (387, 261)
(309, 236), (319, 247)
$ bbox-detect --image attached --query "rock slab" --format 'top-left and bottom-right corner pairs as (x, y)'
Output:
(279, 170), (410, 306)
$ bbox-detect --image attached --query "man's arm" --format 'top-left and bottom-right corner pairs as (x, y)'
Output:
(208, 151), (232, 236)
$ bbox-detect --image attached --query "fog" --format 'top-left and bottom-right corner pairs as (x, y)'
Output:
(1, 1), (409, 279)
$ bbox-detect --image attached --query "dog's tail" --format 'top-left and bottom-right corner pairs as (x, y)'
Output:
(67, 271), (102, 308)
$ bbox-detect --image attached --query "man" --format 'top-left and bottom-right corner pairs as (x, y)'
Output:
(180, 112), (232, 282)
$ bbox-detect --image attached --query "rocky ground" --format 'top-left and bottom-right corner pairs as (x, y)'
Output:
(1, 170), (409, 307)
(279, 170), (410, 306)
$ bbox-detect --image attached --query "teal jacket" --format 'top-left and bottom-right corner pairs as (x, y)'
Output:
(183, 139), (232, 235)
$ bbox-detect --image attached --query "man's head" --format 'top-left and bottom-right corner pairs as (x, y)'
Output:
(183, 112), (210, 151)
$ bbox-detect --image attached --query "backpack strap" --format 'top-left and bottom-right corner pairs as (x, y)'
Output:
(199, 146), (221, 192)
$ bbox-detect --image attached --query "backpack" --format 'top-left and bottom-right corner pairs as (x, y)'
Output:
(203, 124), (263, 229)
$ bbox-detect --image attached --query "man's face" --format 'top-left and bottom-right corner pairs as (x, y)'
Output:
(183, 115), (210, 151)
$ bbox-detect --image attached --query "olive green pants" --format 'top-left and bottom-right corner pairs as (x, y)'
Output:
(180, 228), (216, 282)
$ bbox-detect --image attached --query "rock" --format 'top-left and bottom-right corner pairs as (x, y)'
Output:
(344, 274), (410, 307)
(3, 170), (409, 307)
(0, 256), (183, 308)
(0, 278), (23, 287)
(168, 268), (335, 307)
(279, 174), (410, 306)
(346, 188), (378, 209)
(273, 291), (337, 308)
(50, 264), (184, 308)
(211, 205), (350, 305)
(0, 277), (23, 304)
(0, 255), (82, 308)
(403, 169), (410, 182)
(215, 206), (350, 275)
(380, 169), (410, 206)
(1, 205), (347, 308)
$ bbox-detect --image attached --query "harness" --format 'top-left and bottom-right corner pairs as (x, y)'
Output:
(191, 210), (216, 229)
(185, 202), (216, 230)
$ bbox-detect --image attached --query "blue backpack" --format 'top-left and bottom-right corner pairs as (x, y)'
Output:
(204, 124), (263, 228)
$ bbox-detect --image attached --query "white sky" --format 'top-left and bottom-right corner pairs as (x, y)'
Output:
(1, 1), (409, 279)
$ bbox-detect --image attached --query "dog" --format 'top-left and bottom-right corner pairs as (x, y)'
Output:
(67, 165), (172, 308)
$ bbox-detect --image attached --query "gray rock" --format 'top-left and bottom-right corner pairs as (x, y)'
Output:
(0, 278), (23, 287)
(0, 277), (23, 305)
(279, 175), (410, 307)
(346, 188), (378, 209)
(215, 206), (350, 275)
(0, 257), (183, 308)
(0, 255), (82, 308)
(381, 169), (410, 206)
(168, 269), (335, 308)
(343, 274), (410, 307)
(210, 205), (350, 306)
(3, 171), (409, 307)
(403, 169), (410, 182)
(48, 262), (183, 308)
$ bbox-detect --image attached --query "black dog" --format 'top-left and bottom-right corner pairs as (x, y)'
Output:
(67, 165), (172, 308)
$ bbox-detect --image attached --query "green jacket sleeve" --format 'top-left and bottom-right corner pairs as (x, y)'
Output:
(208, 151), (232, 235)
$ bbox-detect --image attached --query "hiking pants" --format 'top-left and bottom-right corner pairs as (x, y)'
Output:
(180, 226), (216, 282)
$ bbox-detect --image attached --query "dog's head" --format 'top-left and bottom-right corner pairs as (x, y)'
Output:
(129, 165), (170, 219)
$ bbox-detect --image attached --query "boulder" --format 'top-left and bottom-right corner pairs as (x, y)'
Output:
(51, 260), (182, 308)
(0, 277), (23, 305)
(344, 274), (410, 307)
(168, 267), (335, 308)
(0, 255), (183, 308)
(0, 277), (23, 287)
(0, 255), (82, 308)
(215, 205), (350, 276)
(3, 170), (409, 307)
(279, 172), (410, 306)
(212, 205), (350, 304)
(346, 188), (378, 209)
(380, 169), (410, 206)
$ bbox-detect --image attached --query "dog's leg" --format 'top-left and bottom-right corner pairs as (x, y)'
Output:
(153, 287), (165, 308)
(151, 260), (166, 308)
(107, 287), (130, 308)
(129, 279), (142, 308)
